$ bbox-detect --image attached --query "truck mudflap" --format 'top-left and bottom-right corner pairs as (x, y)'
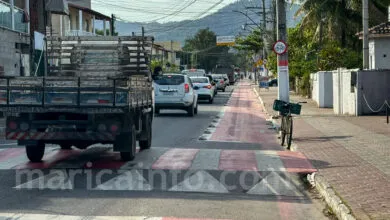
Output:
(5, 131), (115, 141)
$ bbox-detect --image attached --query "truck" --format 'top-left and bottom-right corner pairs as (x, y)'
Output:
(0, 34), (155, 162)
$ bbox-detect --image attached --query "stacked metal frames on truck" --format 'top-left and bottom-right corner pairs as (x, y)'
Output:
(0, 34), (155, 162)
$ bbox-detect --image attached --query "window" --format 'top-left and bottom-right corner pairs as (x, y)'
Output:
(190, 78), (209, 83)
(154, 75), (185, 85)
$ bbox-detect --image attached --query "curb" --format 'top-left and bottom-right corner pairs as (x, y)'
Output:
(252, 86), (356, 220)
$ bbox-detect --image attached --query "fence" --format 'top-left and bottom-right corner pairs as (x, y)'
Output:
(0, 0), (28, 33)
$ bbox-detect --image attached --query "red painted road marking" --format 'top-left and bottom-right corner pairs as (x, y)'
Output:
(83, 152), (125, 169)
(152, 148), (199, 170)
(0, 148), (25, 162)
(219, 150), (258, 171)
(14, 149), (82, 169)
(277, 151), (317, 173)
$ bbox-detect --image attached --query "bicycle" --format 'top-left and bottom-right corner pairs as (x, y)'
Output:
(273, 100), (304, 149)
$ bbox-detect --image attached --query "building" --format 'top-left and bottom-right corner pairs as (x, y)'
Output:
(49, 0), (112, 37)
(0, 0), (30, 76)
(357, 7), (390, 70)
(155, 41), (182, 66)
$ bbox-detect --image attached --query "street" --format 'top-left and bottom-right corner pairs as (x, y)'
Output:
(0, 83), (328, 220)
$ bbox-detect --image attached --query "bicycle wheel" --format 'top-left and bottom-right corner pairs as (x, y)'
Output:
(286, 116), (293, 149)
(280, 116), (286, 146)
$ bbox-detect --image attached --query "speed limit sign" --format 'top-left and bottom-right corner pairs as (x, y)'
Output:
(273, 40), (288, 55)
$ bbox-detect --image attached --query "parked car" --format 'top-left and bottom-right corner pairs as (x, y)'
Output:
(211, 74), (227, 92)
(268, 79), (278, 87)
(190, 76), (215, 104)
(153, 74), (198, 116)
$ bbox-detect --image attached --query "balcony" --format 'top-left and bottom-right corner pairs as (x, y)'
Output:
(65, 30), (97, 36)
(0, 0), (28, 33)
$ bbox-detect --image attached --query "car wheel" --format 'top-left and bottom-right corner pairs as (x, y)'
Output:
(222, 88), (225, 92)
(209, 98), (213, 104)
(187, 103), (195, 116)
(154, 108), (160, 114)
(194, 103), (198, 114)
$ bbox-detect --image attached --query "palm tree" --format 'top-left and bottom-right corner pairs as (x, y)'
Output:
(294, 0), (390, 48)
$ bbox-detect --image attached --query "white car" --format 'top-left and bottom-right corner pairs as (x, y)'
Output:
(153, 74), (198, 116)
(190, 76), (215, 104)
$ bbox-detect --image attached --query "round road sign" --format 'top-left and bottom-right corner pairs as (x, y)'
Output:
(273, 40), (288, 55)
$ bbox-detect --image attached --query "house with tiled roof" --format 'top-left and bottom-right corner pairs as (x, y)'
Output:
(357, 9), (390, 70)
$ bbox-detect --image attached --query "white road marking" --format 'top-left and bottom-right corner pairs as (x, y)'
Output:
(169, 170), (229, 193)
(93, 170), (152, 191)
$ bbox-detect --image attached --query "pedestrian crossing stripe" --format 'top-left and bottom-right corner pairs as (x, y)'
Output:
(0, 213), (230, 220)
(0, 147), (316, 173)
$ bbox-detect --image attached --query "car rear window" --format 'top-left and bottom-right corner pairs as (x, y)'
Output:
(191, 78), (209, 83)
(154, 75), (185, 85)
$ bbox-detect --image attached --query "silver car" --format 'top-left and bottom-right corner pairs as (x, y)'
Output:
(153, 74), (198, 116)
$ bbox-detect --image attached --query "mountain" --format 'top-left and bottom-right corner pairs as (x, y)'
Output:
(115, 0), (302, 45)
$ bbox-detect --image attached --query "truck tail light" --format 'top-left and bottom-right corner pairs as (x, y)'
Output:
(110, 125), (119, 133)
(98, 99), (109, 104)
(184, 84), (190, 93)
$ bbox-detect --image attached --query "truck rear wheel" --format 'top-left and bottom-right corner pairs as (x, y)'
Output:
(139, 114), (152, 150)
(117, 125), (136, 161)
(26, 143), (45, 162)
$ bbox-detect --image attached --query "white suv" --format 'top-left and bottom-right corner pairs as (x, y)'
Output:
(153, 74), (198, 116)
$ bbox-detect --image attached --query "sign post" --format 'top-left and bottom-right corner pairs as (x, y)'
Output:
(275, 0), (289, 103)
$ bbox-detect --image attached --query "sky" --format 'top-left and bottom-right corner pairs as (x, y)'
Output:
(91, 0), (239, 23)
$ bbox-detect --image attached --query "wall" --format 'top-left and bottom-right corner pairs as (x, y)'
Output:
(0, 27), (30, 76)
(311, 73), (319, 105)
(333, 68), (358, 115)
(356, 70), (390, 115)
(311, 71), (333, 108)
(370, 38), (390, 70)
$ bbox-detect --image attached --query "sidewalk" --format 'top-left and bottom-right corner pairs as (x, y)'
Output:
(254, 86), (390, 220)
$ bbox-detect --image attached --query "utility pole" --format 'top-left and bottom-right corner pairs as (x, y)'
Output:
(362, 0), (369, 69)
(276, 0), (289, 102)
(262, 0), (266, 59)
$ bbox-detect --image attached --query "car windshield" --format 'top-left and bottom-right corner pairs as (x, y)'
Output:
(154, 75), (185, 85)
(191, 77), (209, 83)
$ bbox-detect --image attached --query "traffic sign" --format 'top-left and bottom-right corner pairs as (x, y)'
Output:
(273, 40), (288, 55)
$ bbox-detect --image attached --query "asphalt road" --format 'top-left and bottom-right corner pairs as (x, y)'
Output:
(0, 85), (329, 220)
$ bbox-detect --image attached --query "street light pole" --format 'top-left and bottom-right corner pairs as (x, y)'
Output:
(362, 0), (369, 69)
(276, 0), (289, 102)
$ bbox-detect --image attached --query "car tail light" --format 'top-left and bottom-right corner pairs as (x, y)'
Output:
(8, 121), (17, 130)
(220, 80), (224, 84)
(184, 84), (190, 93)
(203, 85), (212, 89)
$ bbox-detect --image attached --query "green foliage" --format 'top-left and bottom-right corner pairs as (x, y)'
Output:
(183, 28), (234, 72)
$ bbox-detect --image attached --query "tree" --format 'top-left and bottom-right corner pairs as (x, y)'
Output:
(294, 0), (390, 48)
(183, 28), (232, 72)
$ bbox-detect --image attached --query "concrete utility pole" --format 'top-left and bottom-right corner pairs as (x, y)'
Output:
(362, 0), (369, 69)
(262, 0), (266, 59)
(276, 0), (289, 102)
